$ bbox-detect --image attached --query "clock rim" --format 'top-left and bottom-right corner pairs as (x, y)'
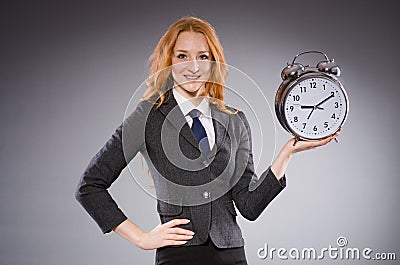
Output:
(276, 72), (349, 140)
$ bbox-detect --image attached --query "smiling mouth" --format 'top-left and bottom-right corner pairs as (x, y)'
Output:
(184, 75), (201, 80)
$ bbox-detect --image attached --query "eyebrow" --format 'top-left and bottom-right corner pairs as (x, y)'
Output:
(175, 49), (210, 54)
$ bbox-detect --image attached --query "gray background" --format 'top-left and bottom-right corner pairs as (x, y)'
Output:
(1, 0), (399, 264)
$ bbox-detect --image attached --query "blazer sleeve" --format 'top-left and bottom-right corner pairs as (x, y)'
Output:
(231, 110), (286, 221)
(74, 100), (150, 234)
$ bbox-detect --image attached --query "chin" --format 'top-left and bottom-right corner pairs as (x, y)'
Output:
(179, 82), (206, 95)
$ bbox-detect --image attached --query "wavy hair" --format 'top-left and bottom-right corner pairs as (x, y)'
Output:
(142, 16), (235, 113)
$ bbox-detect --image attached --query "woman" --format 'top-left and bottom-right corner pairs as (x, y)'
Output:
(75, 16), (339, 265)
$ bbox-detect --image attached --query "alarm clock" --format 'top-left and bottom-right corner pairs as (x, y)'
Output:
(275, 50), (349, 142)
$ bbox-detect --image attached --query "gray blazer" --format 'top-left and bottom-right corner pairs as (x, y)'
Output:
(75, 90), (286, 248)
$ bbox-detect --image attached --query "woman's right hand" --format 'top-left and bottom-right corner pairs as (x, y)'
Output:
(137, 219), (195, 250)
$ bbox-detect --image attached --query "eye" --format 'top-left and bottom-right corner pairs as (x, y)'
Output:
(199, 54), (209, 60)
(177, 53), (187, 59)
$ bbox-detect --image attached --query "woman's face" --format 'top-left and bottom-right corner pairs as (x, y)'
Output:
(171, 31), (212, 99)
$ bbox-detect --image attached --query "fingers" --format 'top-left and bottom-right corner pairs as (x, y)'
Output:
(164, 219), (194, 235)
(163, 239), (190, 246)
(164, 233), (194, 241)
(163, 220), (194, 237)
(312, 136), (335, 147)
(169, 227), (195, 236)
(323, 131), (340, 145)
(140, 219), (195, 250)
(290, 130), (343, 153)
(310, 129), (342, 146)
(160, 219), (195, 247)
(164, 219), (191, 228)
(162, 226), (194, 240)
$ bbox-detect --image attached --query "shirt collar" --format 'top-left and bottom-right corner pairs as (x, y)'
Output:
(172, 88), (211, 118)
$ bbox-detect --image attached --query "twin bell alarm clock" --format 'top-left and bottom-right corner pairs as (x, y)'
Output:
(275, 50), (349, 142)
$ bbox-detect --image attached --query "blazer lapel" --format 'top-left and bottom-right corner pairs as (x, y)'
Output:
(210, 103), (230, 154)
(158, 90), (231, 156)
(158, 90), (200, 150)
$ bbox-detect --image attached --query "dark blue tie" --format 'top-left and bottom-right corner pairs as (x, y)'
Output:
(188, 109), (211, 154)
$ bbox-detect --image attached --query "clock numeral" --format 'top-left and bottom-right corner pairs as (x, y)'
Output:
(323, 84), (326, 90)
(300, 86), (307, 93)
(294, 116), (298, 122)
(330, 91), (335, 97)
(302, 123), (306, 129)
(334, 102), (339, 108)
(313, 125), (318, 131)
(331, 113), (336, 119)
(289, 106), (294, 112)
(293, 95), (300, 101)
(324, 121), (329, 128)
(309, 82), (316, 89)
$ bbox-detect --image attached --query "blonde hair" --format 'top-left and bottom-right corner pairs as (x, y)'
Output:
(142, 16), (236, 114)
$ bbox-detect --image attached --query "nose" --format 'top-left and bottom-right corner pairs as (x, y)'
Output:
(187, 59), (199, 73)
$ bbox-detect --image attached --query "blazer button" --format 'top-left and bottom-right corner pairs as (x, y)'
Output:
(202, 191), (210, 199)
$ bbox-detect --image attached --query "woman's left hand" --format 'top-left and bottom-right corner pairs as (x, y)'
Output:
(271, 129), (341, 179)
(287, 129), (341, 154)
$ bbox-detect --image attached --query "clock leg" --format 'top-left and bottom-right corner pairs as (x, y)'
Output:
(293, 136), (302, 146)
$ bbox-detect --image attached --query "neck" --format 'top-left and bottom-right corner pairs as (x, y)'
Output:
(174, 87), (206, 107)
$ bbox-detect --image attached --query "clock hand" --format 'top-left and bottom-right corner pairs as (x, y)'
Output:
(315, 94), (334, 108)
(307, 108), (314, 119)
(301, 105), (314, 109)
(301, 105), (324, 110)
(301, 104), (324, 119)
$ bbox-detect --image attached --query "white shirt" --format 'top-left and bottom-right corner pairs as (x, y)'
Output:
(172, 88), (215, 150)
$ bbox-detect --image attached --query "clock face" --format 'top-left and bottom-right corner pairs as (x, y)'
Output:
(283, 75), (348, 139)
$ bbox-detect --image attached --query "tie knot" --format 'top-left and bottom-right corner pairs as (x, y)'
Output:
(188, 109), (201, 119)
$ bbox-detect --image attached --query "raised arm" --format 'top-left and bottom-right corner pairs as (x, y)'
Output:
(230, 111), (339, 221)
(271, 132), (340, 179)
